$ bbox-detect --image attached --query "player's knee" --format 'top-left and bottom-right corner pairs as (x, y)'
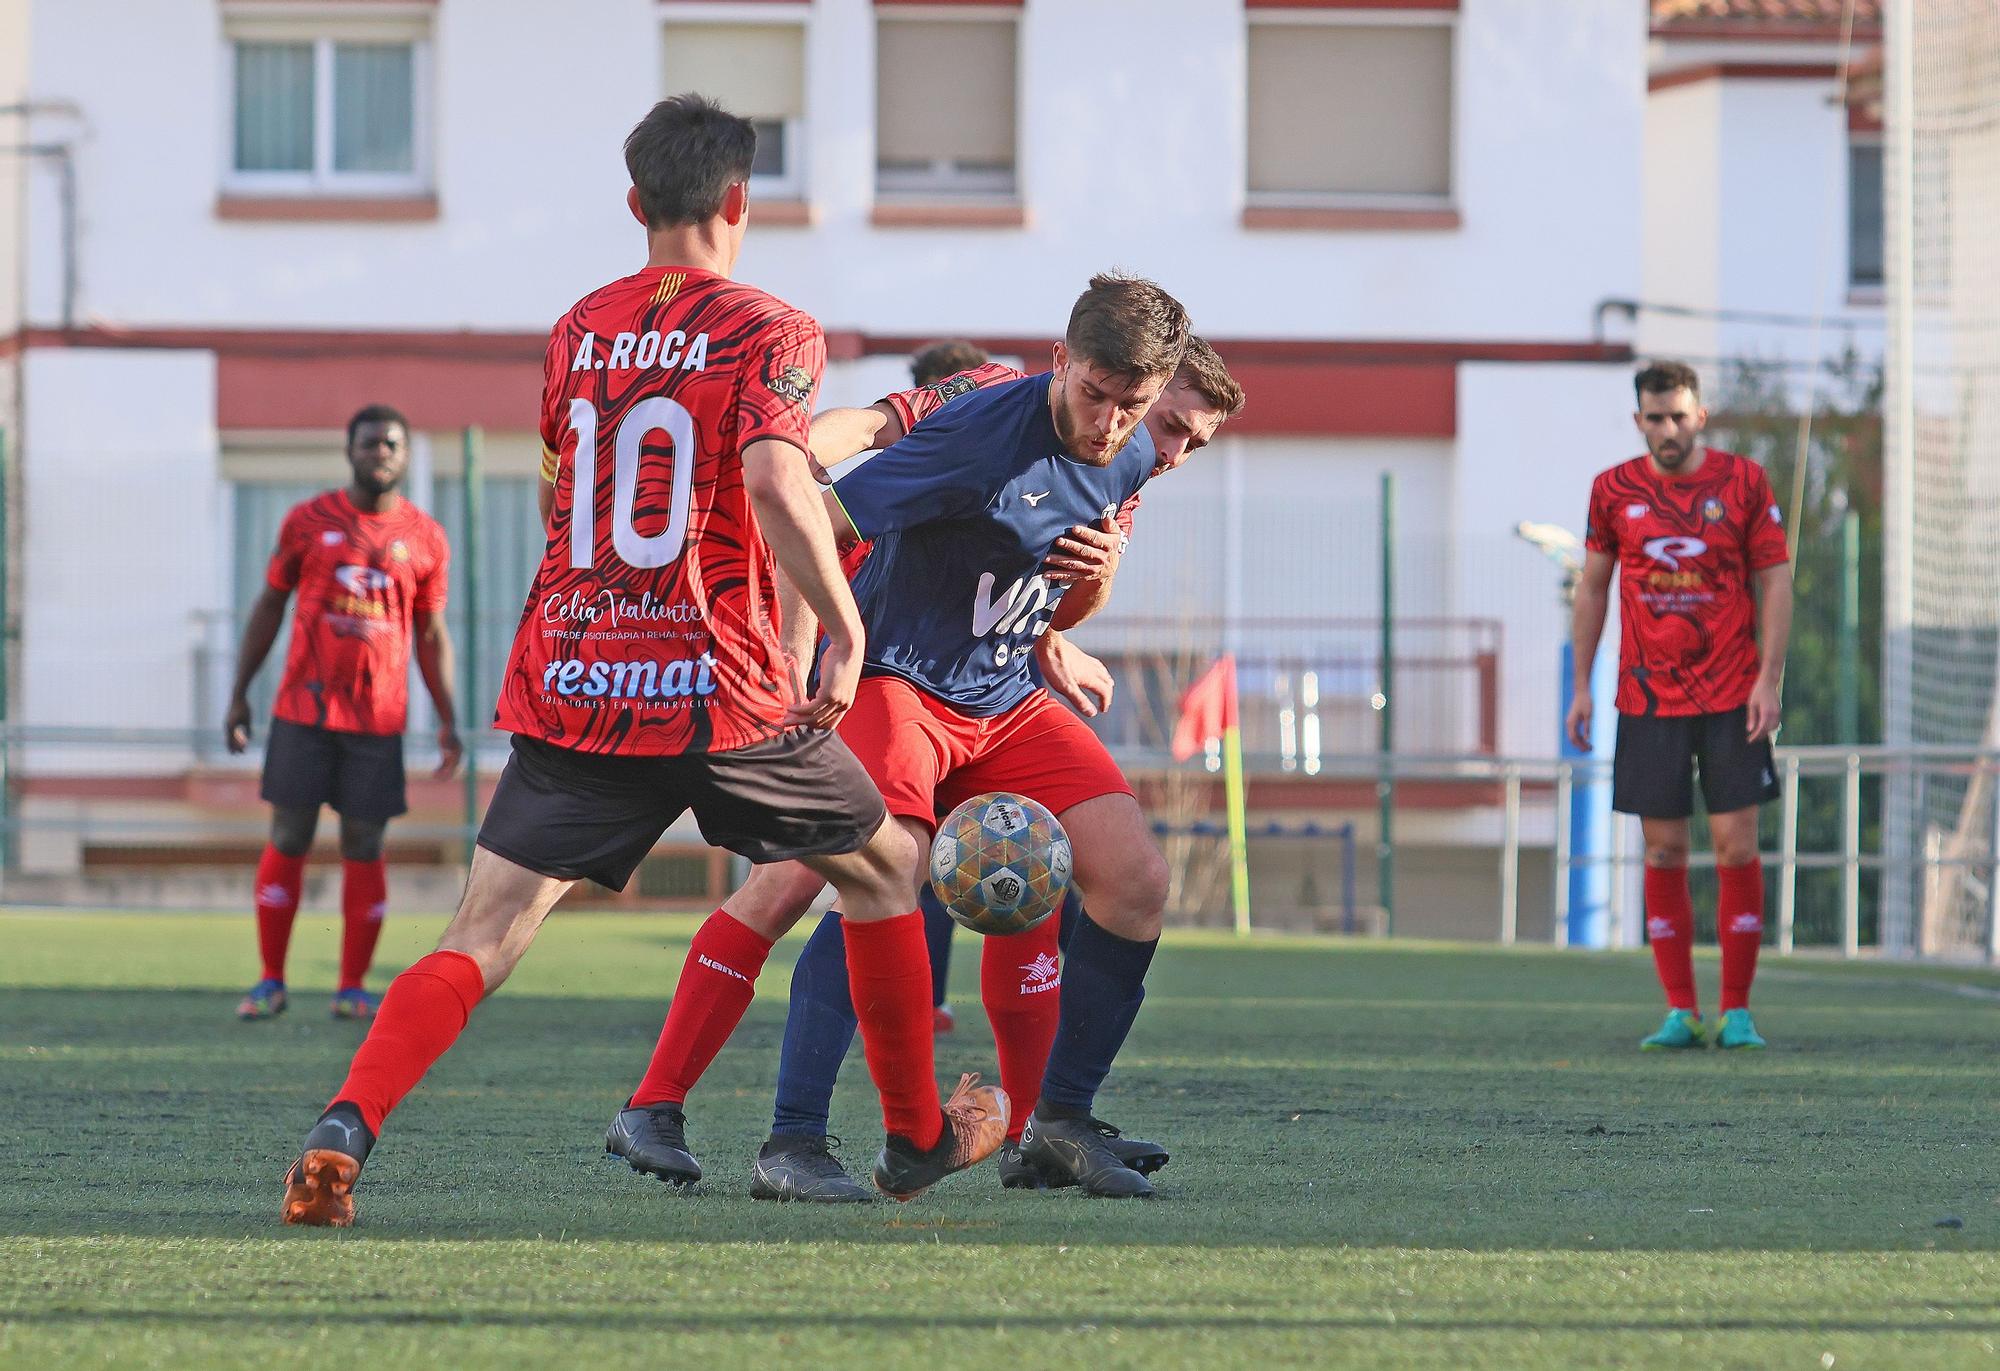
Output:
(269, 806), (318, 857)
(1645, 842), (1689, 869)
(1713, 836), (1760, 867)
(338, 819), (387, 863)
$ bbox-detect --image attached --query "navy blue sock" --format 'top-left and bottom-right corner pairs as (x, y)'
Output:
(1056, 888), (1084, 955)
(1038, 910), (1156, 1117)
(769, 909), (859, 1138)
(920, 883), (955, 1007)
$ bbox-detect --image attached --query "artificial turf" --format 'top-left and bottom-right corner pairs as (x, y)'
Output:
(2, 911), (1996, 1369)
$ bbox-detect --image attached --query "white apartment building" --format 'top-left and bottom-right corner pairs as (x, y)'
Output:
(0, 0), (1649, 931)
(1641, 0), (1885, 381)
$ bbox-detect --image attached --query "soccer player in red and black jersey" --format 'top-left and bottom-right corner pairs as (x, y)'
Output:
(1570, 360), (1793, 1052)
(225, 405), (461, 1024)
(278, 97), (1006, 1228)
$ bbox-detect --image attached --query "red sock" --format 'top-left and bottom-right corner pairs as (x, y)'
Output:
(329, 949), (485, 1135)
(254, 846), (307, 982)
(628, 911), (774, 1107)
(1644, 866), (1698, 1013)
(844, 911), (943, 1149)
(982, 916), (1062, 1141)
(1717, 859), (1765, 1011)
(338, 858), (389, 992)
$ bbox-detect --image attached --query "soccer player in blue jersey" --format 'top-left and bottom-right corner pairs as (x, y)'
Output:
(744, 338), (1243, 1202)
(606, 274), (1196, 1199)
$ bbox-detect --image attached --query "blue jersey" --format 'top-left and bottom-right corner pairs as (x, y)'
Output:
(831, 372), (1156, 716)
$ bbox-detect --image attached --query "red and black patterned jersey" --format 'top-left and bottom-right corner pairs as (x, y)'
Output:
(266, 490), (449, 736)
(495, 265), (825, 756)
(1585, 448), (1790, 717)
(834, 363), (1140, 579)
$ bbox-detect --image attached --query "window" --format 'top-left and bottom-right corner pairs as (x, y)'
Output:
(1848, 138), (1884, 290)
(875, 13), (1018, 200)
(1246, 12), (1454, 209)
(662, 21), (807, 199)
(225, 12), (430, 195)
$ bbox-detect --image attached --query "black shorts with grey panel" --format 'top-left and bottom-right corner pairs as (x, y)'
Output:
(260, 717), (408, 822)
(476, 729), (889, 891)
(1611, 706), (1781, 820)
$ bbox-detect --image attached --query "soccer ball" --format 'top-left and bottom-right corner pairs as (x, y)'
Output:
(929, 792), (1072, 936)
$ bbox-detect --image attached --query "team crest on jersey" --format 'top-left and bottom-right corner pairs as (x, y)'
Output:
(766, 364), (815, 411)
(1702, 498), (1725, 522)
(924, 374), (979, 404)
(389, 540), (410, 562)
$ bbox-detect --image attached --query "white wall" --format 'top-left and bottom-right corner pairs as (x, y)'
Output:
(20, 0), (1642, 344)
(21, 348), (220, 764)
(1641, 72), (1885, 383)
(1641, 80), (1723, 365)
(1456, 361), (1637, 757)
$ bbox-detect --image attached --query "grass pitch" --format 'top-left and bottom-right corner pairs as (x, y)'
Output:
(2, 911), (1998, 1370)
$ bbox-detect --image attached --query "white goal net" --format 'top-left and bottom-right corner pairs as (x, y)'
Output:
(1885, 0), (2000, 957)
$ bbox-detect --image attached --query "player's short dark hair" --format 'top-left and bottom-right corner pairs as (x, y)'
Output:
(624, 94), (757, 230)
(346, 404), (410, 447)
(1176, 337), (1246, 419)
(911, 340), (989, 388)
(1064, 272), (1191, 384)
(1634, 360), (1702, 403)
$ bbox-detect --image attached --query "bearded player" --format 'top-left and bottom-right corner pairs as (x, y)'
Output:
(602, 273), (1193, 1200)
(742, 337), (1243, 1201)
(278, 96), (1008, 1228)
(1569, 360), (1792, 1052)
(226, 405), (462, 1024)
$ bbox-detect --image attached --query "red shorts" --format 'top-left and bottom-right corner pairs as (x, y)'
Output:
(838, 675), (1133, 831)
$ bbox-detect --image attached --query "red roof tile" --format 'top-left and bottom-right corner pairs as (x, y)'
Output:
(1652, 0), (1882, 32)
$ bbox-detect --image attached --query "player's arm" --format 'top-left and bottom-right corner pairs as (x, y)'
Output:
(1566, 548), (1616, 751)
(224, 584), (290, 753)
(1746, 562), (1794, 743)
(808, 402), (906, 476)
(413, 609), (464, 779)
(747, 438), (866, 730)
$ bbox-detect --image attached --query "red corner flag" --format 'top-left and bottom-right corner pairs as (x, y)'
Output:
(1172, 655), (1239, 761)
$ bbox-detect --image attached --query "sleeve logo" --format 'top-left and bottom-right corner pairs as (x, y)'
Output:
(766, 364), (816, 411)
(923, 374), (978, 404)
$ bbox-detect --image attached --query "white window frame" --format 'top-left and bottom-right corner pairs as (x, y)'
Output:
(660, 2), (812, 202)
(1244, 7), (1459, 213)
(873, 3), (1021, 202)
(221, 9), (433, 197)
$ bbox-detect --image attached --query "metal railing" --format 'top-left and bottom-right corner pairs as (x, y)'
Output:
(3, 723), (1993, 960)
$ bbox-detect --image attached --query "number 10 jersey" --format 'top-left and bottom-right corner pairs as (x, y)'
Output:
(495, 265), (826, 756)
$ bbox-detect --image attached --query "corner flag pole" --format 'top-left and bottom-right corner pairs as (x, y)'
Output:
(1222, 658), (1251, 936)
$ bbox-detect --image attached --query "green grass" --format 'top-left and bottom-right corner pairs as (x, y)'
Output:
(3, 912), (1998, 1369)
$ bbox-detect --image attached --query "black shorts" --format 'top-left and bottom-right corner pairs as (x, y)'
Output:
(477, 729), (889, 891)
(1611, 706), (1780, 820)
(260, 718), (408, 822)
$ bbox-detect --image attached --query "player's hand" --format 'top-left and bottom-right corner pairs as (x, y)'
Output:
(1745, 680), (1782, 743)
(434, 726), (465, 780)
(1042, 517), (1121, 586)
(1565, 693), (1592, 752)
(788, 634), (860, 731)
(1038, 631), (1113, 717)
(224, 696), (253, 755)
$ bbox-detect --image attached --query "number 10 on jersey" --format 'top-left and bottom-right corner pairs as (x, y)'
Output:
(566, 397), (697, 571)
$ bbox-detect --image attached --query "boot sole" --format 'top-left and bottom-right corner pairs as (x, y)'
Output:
(281, 1149), (359, 1227)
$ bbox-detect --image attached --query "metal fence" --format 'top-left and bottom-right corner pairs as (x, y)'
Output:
(4, 723), (1995, 961)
